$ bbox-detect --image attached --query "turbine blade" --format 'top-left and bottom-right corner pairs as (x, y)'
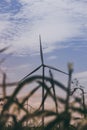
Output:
(20, 65), (42, 82)
(39, 35), (44, 65)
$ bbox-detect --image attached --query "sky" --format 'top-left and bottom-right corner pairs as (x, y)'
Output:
(0, 0), (87, 96)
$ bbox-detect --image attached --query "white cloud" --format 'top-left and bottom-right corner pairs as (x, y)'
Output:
(47, 56), (57, 60)
(0, 0), (87, 55)
(5, 63), (32, 81)
(73, 71), (87, 87)
(74, 71), (87, 78)
(0, 20), (10, 34)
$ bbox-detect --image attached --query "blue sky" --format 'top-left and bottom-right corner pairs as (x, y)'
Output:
(0, 0), (87, 93)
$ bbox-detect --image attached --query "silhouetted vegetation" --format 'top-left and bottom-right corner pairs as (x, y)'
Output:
(0, 44), (87, 130)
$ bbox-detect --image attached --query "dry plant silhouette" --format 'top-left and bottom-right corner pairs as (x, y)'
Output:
(0, 40), (87, 130)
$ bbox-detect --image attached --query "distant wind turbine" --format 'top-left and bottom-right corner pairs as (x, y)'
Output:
(20, 35), (69, 126)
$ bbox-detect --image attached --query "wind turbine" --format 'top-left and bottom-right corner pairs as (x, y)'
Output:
(20, 35), (69, 126)
(21, 35), (68, 82)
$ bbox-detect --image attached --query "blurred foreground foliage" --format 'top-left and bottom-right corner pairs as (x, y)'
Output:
(0, 47), (87, 130)
(0, 73), (87, 130)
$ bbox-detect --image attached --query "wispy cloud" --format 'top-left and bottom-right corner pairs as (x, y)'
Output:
(47, 56), (57, 60)
(0, 0), (87, 55)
